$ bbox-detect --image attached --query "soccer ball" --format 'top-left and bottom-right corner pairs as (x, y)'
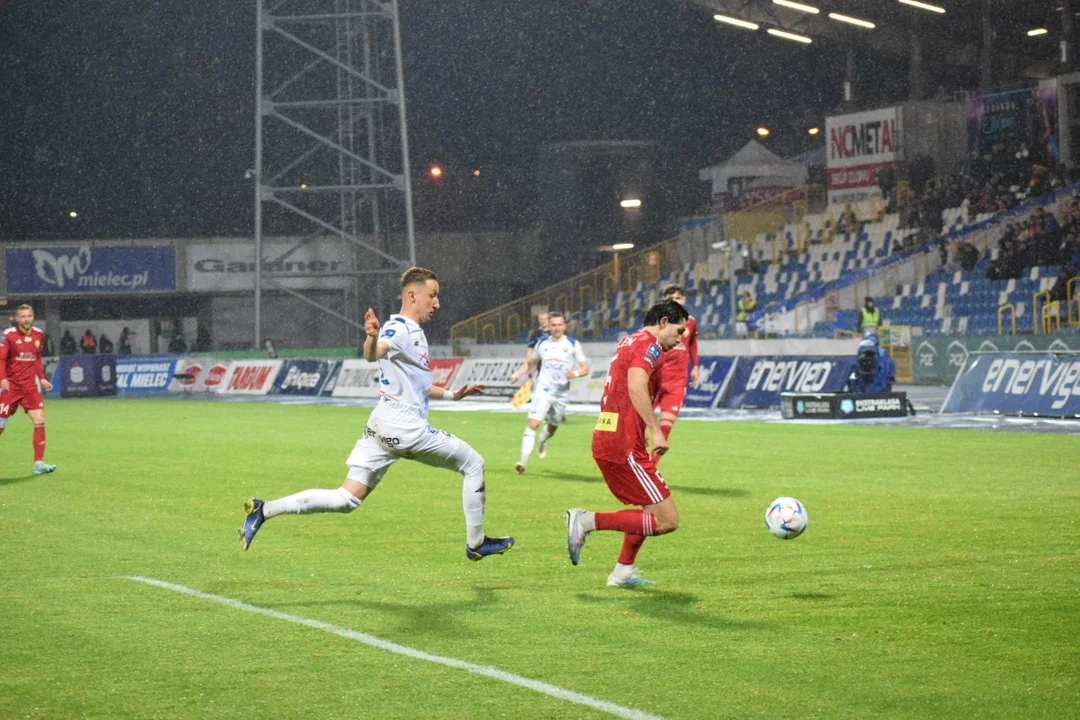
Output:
(765, 497), (808, 540)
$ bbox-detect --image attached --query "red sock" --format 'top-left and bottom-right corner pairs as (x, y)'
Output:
(33, 424), (45, 462)
(594, 510), (657, 536)
(617, 534), (646, 565)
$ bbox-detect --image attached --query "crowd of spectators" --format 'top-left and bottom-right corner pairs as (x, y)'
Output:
(986, 203), (1080, 280)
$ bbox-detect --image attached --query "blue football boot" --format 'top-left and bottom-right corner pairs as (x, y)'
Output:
(238, 498), (266, 550)
(466, 535), (515, 561)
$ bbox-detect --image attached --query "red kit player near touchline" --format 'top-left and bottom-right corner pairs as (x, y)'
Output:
(566, 299), (689, 587)
(650, 284), (699, 460)
(0, 304), (56, 475)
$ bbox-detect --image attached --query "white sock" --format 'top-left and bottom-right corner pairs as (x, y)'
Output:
(537, 424), (552, 446)
(580, 510), (597, 532)
(610, 562), (635, 580)
(519, 427), (536, 465)
(263, 487), (361, 519)
(460, 449), (486, 546)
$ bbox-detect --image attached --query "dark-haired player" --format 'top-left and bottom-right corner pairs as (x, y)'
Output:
(566, 299), (689, 586)
(240, 267), (514, 562)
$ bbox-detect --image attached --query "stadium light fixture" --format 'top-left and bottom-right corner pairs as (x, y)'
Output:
(808, 127), (820, 135)
(1027, 28), (1048, 37)
(620, 198), (642, 209)
(773, 0), (820, 14)
(756, 127), (771, 137)
(473, 169), (481, 176)
(898, 0), (945, 14)
(68, 210), (78, 218)
(429, 165), (443, 179)
(767, 28), (813, 44)
(300, 183), (308, 189)
(611, 243), (635, 251)
(828, 13), (876, 29)
(713, 14), (759, 31)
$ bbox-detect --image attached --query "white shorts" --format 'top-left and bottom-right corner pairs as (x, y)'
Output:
(527, 388), (568, 425)
(345, 416), (480, 488)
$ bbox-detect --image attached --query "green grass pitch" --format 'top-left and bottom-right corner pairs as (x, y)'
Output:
(1, 398), (1078, 719)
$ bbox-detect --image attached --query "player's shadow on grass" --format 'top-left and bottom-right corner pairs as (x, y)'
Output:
(541, 471), (748, 498)
(266, 586), (502, 637)
(0, 474), (39, 486)
(577, 591), (764, 632)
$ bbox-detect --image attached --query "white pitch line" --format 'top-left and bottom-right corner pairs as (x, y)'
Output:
(124, 576), (667, 720)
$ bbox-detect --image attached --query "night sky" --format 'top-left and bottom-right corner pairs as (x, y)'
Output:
(0, 0), (974, 240)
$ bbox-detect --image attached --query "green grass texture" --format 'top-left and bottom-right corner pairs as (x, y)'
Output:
(1, 398), (1078, 719)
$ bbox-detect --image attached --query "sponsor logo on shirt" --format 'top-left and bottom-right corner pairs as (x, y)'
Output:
(594, 411), (619, 432)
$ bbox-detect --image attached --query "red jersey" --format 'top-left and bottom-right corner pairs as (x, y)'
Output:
(592, 330), (663, 461)
(656, 315), (698, 385)
(0, 326), (46, 388)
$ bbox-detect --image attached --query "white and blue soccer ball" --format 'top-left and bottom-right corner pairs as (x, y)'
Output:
(765, 497), (808, 540)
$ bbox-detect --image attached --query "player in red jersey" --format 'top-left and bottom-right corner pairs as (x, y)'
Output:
(565, 299), (689, 587)
(0, 305), (56, 475)
(650, 285), (698, 455)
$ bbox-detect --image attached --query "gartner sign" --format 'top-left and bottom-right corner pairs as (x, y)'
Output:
(6, 246), (177, 294)
(186, 241), (349, 291)
(942, 352), (1080, 416)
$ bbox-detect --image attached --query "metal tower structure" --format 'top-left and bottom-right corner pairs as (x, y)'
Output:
(253, 0), (416, 348)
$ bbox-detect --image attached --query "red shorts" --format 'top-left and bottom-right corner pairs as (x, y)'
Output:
(652, 380), (687, 416)
(0, 384), (44, 420)
(594, 452), (671, 507)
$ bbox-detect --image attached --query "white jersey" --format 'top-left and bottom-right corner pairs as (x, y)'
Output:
(371, 315), (431, 424)
(533, 335), (587, 395)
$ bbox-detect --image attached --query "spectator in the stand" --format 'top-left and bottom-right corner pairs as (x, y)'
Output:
(956, 240), (980, 272)
(43, 335), (55, 357)
(119, 327), (133, 355)
(736, 291), (756, 322)
(858, 297), (882, 334)
(98, 333), (114, 354)
(168, 333), (187, 353)
(59, 330), (77, 355)
(80, 329), (97, 354)
(264, 339), (278, 359)
(1050, 267), (1078, 303)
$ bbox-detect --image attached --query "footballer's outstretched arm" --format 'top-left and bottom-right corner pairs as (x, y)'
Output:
(362, 308), (390, 362)
(628, 366), (668, 456)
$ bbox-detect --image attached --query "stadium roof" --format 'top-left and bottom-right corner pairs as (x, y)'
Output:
(677, 0), (1065, 80)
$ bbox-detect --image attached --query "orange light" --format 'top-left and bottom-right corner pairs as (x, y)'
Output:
(300, 183), (308, 189)
(429, 165), (443, 179)
(473, 169), (481, 177)
(756, 127), (770, 137)
(808, 127), (820, 136)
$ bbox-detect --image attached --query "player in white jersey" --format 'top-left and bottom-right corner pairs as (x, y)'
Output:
(509, 312), (589, 474)
(239, 267), (515, 562)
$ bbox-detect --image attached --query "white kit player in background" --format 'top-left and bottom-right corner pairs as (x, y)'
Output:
(239, 267), (515, 562)
(510, 311), (589, 474)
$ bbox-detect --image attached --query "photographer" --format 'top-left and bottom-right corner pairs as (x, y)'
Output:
(845, 333), (896, 394)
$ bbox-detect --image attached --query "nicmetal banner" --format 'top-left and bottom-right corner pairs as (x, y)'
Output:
(722, 355), (854, 409)
(683, 356), (737, 408)
(826, 107), (900, 207)
(6, 246), (177, 294)
(220, 359), (284, 396)
(331, 359), (381, 398)
(271, 360), (338, 396)
(942, 352), (1080, 417)
(913, 335), (1080, 385)
(429, 358), (464, 390)
(116, 356), (178, 393)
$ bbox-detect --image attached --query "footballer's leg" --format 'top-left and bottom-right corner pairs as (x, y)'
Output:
(536, 395), (565, 460)
(27, 405), (54, 475)
(516, 417), (542, 474)
(411, 425), (513, 561)
(239, 432), (391, 550)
